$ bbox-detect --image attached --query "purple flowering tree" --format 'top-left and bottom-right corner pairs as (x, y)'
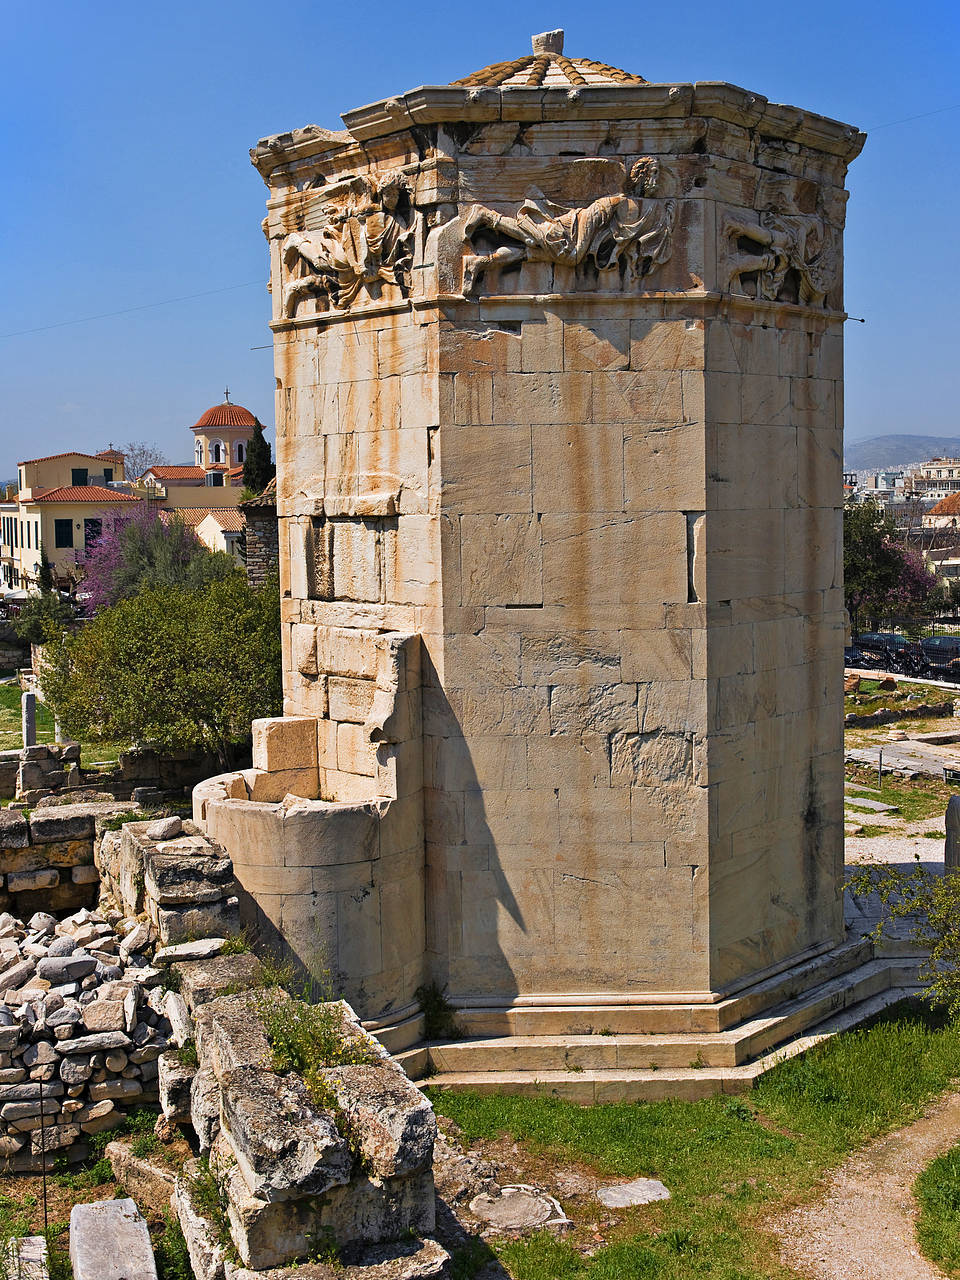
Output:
(77, 504), (237, 614)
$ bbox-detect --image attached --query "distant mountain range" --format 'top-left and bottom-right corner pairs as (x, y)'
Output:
(844, 435), (960, 470)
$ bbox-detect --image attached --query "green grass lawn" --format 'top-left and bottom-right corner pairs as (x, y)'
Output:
(846, 762), (954, 825)
(0, 682), (55, 751)
(917, 1142), (960, 1277)
(0, 681), (129, 768)
(430, 1004), (960, 1279)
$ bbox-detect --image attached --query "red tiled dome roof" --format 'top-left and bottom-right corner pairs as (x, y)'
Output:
(192, 402), (258, 429)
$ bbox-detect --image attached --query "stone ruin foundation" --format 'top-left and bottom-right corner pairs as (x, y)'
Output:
(0, 801), (445, 1277)
(187, 33), (926, 1096)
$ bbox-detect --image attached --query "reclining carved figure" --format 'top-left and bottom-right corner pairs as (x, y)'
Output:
(461, 157), (676, 294)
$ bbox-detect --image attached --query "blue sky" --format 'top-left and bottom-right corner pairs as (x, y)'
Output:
(1, 0), (957, 480)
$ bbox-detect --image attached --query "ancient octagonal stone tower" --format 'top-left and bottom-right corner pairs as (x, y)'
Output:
(197, 32), (874, 1086)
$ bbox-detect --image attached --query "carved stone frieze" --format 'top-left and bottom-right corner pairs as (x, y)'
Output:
(461, 157), (676, 295)
(722, 208), (839, 308)
(281, 169), (415, 316)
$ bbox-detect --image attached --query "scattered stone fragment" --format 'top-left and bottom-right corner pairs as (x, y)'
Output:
(596, 1177), (671, 1207)
(153, 937), (227, 965)
(145, 816), (183, 841)
(469, 1185), (569, 1232)
(69, 1198), (158, 1280)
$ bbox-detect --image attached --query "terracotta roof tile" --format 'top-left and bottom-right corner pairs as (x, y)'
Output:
(193, 402), (259, 429)
(27, 486), (141, 504)
(202, 509), (245, 532)
(452, 30), (645, 88)
(168, 507), (241, 527)
(144, 466), (206, 480)
(929, 494), (960, 516)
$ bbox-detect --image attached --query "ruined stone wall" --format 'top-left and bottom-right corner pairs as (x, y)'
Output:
(243, 505), (279, 588)
(0, 807), (104, 919)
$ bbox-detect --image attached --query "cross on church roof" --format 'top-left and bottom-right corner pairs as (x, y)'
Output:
(224, 387), (231, 403)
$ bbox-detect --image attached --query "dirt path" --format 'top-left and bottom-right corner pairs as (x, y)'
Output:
(771, 1090), (960, 1280)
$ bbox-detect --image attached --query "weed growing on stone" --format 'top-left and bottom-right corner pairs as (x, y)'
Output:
(257, 991), (378, 1110)
(184, 1157), (236, 1263)
(430, 1003), (960, 1280)
(415, 982), (462, 1039)
(154, 1209), (193, 1280)
(220, 930), (252, 956)
(175, 1038), (199, 1068)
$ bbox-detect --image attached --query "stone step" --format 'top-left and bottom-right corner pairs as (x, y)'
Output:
(402, 957), (902, 1076)
(451, 938), (875, 1039)
(418, 982), (923, 1103)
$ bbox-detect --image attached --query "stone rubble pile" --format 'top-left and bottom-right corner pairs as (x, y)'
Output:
(170, 991), (438, 1278)
(97, 815), (239, 945)
(0, 903), (171, 1172)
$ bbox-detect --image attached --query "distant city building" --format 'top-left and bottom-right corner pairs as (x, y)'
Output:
(905, 458), (960, 501)
(0, 451), (135, 590)
(1, 394), (270, 594)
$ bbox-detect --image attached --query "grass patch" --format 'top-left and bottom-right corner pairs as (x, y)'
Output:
(844, 678), (950, 719)
(429, 1003), (960, 1280)
(917, 1142), (960, 1275)
(852, 823), (896, 839)
(0, 684), (55, 752)
(846, 762), (953, 824)
(176, 1039), (199, 1069)
(154, 1209), (193, 1280)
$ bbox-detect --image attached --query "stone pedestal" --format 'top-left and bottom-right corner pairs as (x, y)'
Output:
(199, 34), (878, 1080)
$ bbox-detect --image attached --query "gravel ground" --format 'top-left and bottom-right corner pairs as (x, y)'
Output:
(770, 1090), (960, 1280)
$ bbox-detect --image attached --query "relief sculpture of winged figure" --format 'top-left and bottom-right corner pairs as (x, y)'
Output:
(281, 170), (414, 316)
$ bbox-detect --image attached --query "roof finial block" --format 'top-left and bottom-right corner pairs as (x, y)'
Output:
(532, 29), (563, 55)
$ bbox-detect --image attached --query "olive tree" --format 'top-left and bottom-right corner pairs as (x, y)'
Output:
(40, 575), (281, 768)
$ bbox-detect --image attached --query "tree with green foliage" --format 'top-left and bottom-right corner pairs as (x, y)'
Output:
(11, 590), (74, 646)
(40, 574), (281, 768)
(242, 421), (275, 495)
(846, 856), (960, 1018)
(36, 545), (54, 592)
(843, 499), (905, 632)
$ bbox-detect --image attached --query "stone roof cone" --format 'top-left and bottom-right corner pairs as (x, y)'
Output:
(452, 27), (647, 88)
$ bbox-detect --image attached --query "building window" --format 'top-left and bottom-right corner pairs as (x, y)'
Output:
(54, 519), (74, 549)
(103, 467), (113, 484)
(83, 518), (102, 550)
(25, 522), (30, 550)
(71, 468), (89, 487)
(205, 471), (224, 488)
(212, 442), (223, 464)
(196, 440), (204, 465)
(236, 442), (245, 463)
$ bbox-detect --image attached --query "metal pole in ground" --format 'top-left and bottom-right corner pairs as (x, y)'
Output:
(38, 1076), (48, 1238)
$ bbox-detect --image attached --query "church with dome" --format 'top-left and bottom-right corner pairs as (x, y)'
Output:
(137, 391), (265, 508)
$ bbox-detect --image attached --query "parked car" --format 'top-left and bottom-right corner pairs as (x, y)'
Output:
(854, 633), (897, 669)
(921, 635), (960, 680)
